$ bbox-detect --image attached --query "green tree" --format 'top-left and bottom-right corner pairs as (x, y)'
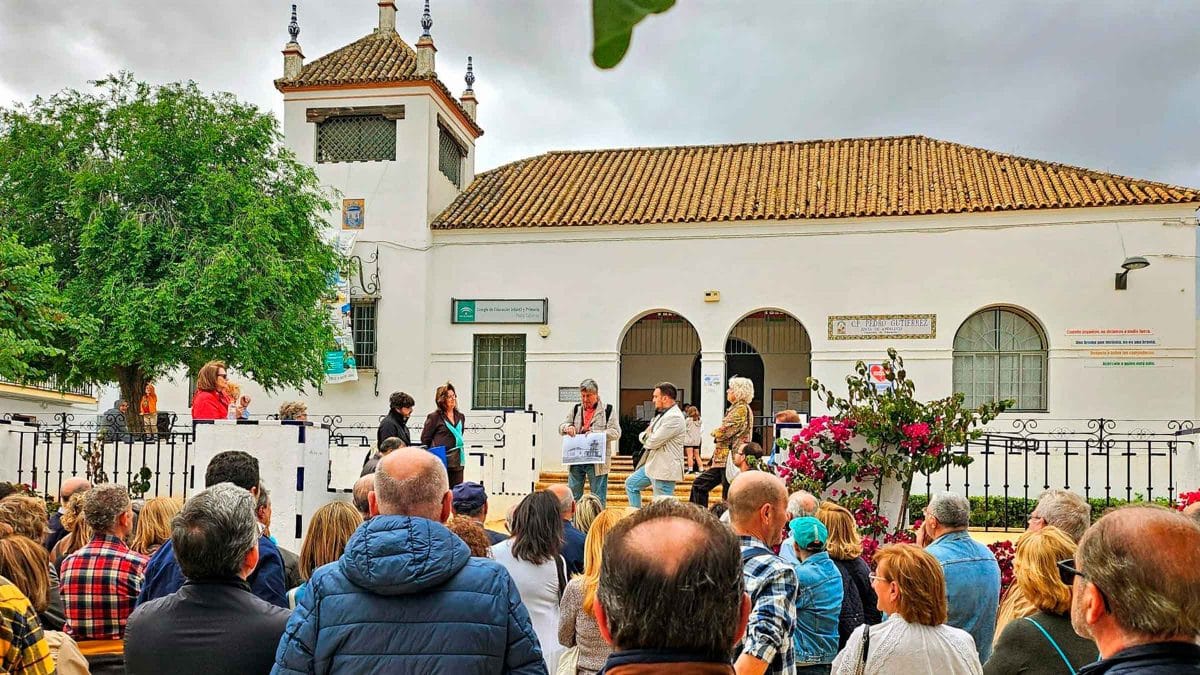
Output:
(592, 0), (676, 68)
(0, 231), (80, 381)
(0, 74), (342, 427)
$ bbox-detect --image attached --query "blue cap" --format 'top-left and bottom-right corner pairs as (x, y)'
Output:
(451, 481), (487, 512)
(789, 516), (828, 549)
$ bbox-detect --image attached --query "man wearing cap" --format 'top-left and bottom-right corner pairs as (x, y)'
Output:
(780, 516), (844, 673)
(452, 482), (508, 544)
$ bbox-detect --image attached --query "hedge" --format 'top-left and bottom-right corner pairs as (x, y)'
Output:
(905, 493), (1175, 529)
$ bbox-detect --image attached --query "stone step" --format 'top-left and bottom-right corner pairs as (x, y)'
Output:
(534, 466), (723, 506)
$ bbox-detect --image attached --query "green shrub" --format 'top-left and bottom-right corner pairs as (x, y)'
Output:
(905, 493), (1173, 529)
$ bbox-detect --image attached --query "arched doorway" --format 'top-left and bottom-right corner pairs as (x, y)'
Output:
(726, 310), (812, 445)
(619, 311), (701, 425)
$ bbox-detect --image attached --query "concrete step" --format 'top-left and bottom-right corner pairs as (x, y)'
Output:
(535, 465), (723, 506)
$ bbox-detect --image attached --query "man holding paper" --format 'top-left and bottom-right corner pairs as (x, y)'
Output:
(559, 378), (621, 507)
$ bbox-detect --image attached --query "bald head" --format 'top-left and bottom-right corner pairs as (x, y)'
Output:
(352, 474), (374, 520)
(1183, 501), (1200, 527)
(60, 478), (91, 501)
(1077, 505), (1200, 640)
(547, 484), (574, 518)
(372, 448), (450, 521)
(728, 471), (787, 522)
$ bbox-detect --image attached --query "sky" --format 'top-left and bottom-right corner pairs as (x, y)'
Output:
(2, 0), (1199, 186)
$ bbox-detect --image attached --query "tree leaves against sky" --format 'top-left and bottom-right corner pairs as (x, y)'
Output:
(592, 0), (676, 69)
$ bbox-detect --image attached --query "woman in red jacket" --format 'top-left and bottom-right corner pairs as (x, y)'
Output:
(191, 360), (231, 420)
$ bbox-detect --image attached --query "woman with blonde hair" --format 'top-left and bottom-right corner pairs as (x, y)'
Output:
(0, 525), (88, 674)
(833, 543), (982, 674)
(131, 496), (183, 557)
(573, 494), (603, 535)
(984, 526), (1098, 674)
(420, 382), (467, 487)
(818, 502), (882, 648)
(51, 492), (91, 573)
(558, 508), (630, 674)
(288, 501), (361, 608)
(682, 405), (702, 474)
(689, 376), (754, 508)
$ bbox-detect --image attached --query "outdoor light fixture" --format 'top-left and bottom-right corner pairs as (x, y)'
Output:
(1115, 256), (1150, 290)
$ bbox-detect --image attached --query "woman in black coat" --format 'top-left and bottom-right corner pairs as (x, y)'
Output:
(819, 502), (882, 648)
(420, 382), (467, 487)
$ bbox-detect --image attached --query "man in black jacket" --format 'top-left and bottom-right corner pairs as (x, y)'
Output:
(1071, 506), (1200, 674)
(376, 391), (414, 449)
(124, 483), (290, 675)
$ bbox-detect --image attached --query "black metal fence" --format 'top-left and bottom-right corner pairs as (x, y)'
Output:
(915, 418), (1196, 530)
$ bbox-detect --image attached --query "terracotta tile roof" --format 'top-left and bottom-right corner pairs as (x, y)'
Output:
(432, 135), (1199, 229)
(274, 29), (482, 137)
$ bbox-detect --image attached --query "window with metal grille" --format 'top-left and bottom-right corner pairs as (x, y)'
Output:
(351, 301), (378, 370)
(472, 335), (526, 409)
(438, 125), (465, 187)
(316, 115), (396, 163)
(953, 307), (1047, 411)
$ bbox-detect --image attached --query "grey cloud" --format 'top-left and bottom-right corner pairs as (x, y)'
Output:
(2, 0), (1198, 186)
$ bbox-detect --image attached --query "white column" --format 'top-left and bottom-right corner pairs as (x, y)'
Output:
(699, 350), (726, 455)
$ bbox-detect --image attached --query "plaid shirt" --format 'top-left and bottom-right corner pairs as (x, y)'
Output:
(737, 535), (798, 675)
(60, 534), (148, 640)
(0, 578), (54, 674)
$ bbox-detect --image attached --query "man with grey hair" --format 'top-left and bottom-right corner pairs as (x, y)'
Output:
(1068, 506), (1200, 673)
(1028, 488), (1092, 542)
(559, 378), (621, 507)
(60, 483), (147, 640)
(125, 483), (291, 674)
(919, 491), (1001, 661)
(787, 490), (818, 519)
(274, 447), (544, 673)
(547, 484), (586, 574)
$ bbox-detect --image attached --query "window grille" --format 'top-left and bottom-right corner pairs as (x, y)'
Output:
(316, 115), (396, 163)
(438, 125), (465, 187)
(351, 301), (378, 370)
(953, 308), (1047, 411)
(473, 335), (526, 409)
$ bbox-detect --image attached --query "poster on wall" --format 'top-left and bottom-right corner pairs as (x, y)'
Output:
(324, 269), (358, 384)
(342, 199), (365, 230)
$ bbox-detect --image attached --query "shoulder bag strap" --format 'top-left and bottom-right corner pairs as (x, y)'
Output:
(1022, 617), (1077, 675)
(853, 624), (870, 675)
(554, 554), (567, 602)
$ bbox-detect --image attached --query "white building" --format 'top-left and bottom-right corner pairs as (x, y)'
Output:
(8, 1), (1200, 477)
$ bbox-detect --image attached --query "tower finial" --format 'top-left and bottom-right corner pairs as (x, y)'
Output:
(421, 0), (432, 38)
(464, 56), (475, 90)
(288, 4), (300, 42)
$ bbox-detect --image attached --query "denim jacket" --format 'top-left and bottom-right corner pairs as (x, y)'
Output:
(926, 530), (1001, 662)
(780, 544), (844, 665)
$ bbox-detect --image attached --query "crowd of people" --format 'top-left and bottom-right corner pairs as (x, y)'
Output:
(0, 376), (1191, 673)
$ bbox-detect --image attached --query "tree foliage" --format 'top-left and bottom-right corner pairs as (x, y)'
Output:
(0, 231), (81, 381)
(592, 0), (676, 68)
(0, 74), (342, 417)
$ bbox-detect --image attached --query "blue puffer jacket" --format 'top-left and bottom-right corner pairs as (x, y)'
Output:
(272, 515), (547, 675)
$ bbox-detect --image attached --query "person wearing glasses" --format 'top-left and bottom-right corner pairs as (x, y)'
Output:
(1063, 506), (1200, 674)
(832, 543), (982, 674)
(420, 382), (467, 487)
(986, 526), (1098, 675)
(191, 360), (232, 421)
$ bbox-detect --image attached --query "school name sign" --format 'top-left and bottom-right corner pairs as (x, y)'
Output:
(828, 314), (937, 340)
(452, 298), (548, 324)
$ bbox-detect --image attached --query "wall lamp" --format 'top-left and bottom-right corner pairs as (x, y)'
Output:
(1115, 256), (1149, 290)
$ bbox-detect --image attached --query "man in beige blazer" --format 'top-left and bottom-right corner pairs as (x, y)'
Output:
(625, 382), (686, 508)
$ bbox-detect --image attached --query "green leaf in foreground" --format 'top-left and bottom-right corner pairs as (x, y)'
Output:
(592, 0), (676, 69)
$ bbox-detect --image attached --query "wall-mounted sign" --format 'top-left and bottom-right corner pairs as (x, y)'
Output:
(867, 364), (895, 392)
(342, 198), (365, 230)
(558, 387), (582, 403)
(828, 314), (937, 340)
(1065, 328), (1158, 348)
(452, 298), (548, 324)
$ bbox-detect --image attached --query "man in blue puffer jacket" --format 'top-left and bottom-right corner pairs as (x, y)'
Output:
(272, 447), (547, 674)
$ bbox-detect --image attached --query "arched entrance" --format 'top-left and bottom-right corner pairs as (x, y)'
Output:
(726, 310), (812, 445)
(618, 311), (701, 424)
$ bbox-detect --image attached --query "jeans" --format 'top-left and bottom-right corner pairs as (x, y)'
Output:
(624, 466), (675, 508)
(568, 464), (609, 507)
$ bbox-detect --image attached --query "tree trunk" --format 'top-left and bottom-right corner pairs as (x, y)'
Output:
(115, 366), (149, 435)
(898, 470), (914, 531)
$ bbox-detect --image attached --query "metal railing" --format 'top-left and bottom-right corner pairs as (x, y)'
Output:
(0, 376), (94, 399)
(916, 418), (1195, 530)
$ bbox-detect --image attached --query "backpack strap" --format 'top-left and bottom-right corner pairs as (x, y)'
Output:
(1022, 617), (1076, 675)
(572, 403), (580, 424)
(554, 554), (567, 601)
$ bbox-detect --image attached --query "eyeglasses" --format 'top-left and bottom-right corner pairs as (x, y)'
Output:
(1028, 514), (1045, 523)
(1057, 558), (1111, 612)
(217, 372), (228, 378)
(868, 574), (892, 584)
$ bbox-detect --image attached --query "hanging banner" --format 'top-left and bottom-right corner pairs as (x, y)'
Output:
(324, 233), (358, 384)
